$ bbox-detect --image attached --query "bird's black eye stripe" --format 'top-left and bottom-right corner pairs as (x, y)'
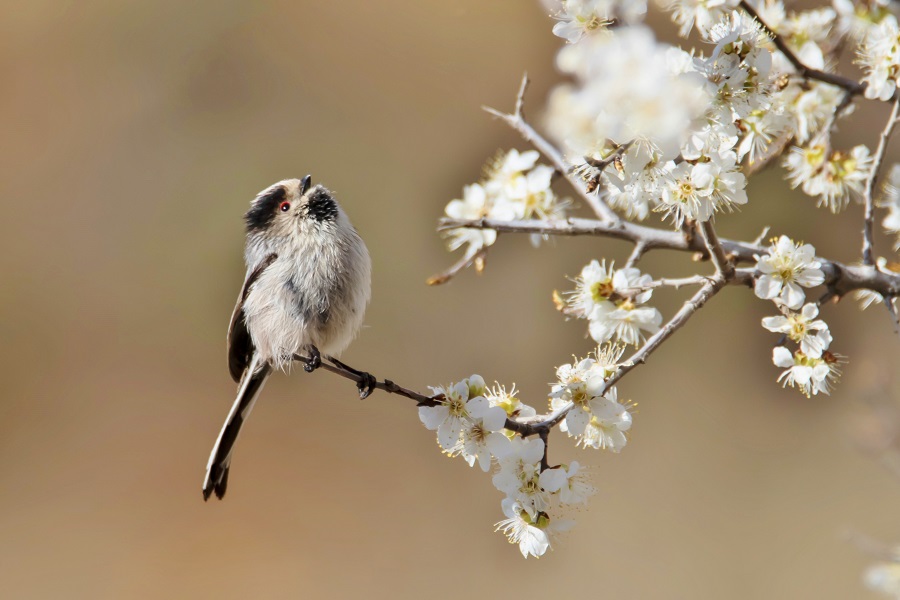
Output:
(245, 186), (286, 231)
(306, 189), (339, 222)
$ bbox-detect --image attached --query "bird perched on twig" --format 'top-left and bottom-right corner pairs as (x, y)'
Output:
(203, 175), (372, 500)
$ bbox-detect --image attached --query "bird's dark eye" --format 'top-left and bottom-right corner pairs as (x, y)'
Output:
(279, 201), (291, 212)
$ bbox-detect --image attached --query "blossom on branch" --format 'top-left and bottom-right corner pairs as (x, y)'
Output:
(784, 138), (873, 213)
(754, 236), (825, 309)
(495, 498), (572, 558)
(772, 346), (843, 397)
(660, 0), (740, 37)
(539, 461), (596, 504)
(565, 260), (662, 345)
(551, 0), (648, 43)
(834, 0), (893, 43)
(858, 14), (900, 101)
(761, 303), (833, 358)
(550, 356), (633, 451)
(546, 25), (711, 162)
(442, 150), (568, 259)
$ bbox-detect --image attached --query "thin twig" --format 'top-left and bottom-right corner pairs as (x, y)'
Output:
(525, 277), (728, 433)
(427, 247), (487, 286)
(700, 221), (734, 279)
(439, 217), (900, 297)
(863, 96), (900, 265)
(483, 74), (621, 224)
(291, 354), (555, 439)
(624, 241), (646, 269)
(291, 275), (726, 438)
(738, 1), (868, 97)
(583, 140), (634, 172)
(752, 226), (771, 247)
(514, 72), (528, 121)
(293, 353), (441, 406)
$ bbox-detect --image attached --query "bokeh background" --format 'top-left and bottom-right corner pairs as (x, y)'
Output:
(3, 1), (900, 598)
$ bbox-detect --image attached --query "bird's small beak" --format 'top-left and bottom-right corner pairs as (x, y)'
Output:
(300, 175), (312, 195)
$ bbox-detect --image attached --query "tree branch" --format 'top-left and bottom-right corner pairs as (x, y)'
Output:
(438, 216), (900, 297)
(427, 247), (487, 286)
(738, 1), (868, 97)
(483, 73), (622, 224)
(293, 354), (441, 406)
(700, 221), (734, 279)
(522, 276), (729, 433)
(863, 96), (900, 265)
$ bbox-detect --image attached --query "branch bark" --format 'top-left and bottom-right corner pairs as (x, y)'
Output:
(439, 216), (900, 297)
(483, 73), (621, 223)
(738, 1), (869, 97)
(863, 96), (900, 265)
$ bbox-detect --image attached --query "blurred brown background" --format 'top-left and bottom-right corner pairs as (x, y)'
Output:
(2, 1), (900, 598)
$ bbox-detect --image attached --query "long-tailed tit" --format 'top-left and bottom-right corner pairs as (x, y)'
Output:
(203, 175), (372, 500)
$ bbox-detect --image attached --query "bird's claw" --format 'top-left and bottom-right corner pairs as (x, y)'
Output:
(357, 372), (376, 399)
(304, 346), (321, 373)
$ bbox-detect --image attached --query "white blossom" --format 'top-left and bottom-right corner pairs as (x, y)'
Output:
(577, 387), (633, 451)
(420, 376), (505, 456)
(547, 26), (711, 161)
(551, 0), (647, 43)
(485, 383), (537, 420)
(834, 0), (893, 43)
(492, 437), (549, 516)
(602, 143), (665, 220)
(658, 150), (748, 225)
(539, 461), (596, 504)
(857, 14), (900, 101)
(566, 260), (662, 345)
(485, 149), (540, 197)
(694, 10), (775, 123)
(443, 183), (517, 259)
(550, 357), (609, 437)
(453, 396), (510, 472)
(762, 303), (833, 358)
(754, 236), (825, 309)
(772, 346), (843, 397)
(550, 355), (633, 450)
(495, 498), (571, 558)
(660, 0), (740, 37)
(784, 139), (872, 212)
(737, 108), (790, 164)
(776, 82), (846, 144)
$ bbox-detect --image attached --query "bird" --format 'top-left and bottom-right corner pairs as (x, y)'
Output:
(203, 175), (372, 500)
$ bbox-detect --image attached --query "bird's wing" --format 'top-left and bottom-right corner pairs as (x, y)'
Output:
(227, 253), (278, 382)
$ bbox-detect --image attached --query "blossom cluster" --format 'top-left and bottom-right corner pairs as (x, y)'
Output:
(563, 260), (662, 346)
(442, 149), (568, 259)
(419, 360), (630, 557)
(753, 235), (843, 396)
(550, 347), (633, 450)
(427, 0), (900, 569)
(551, 0), (648, 43)
(858, 12), (900, 101)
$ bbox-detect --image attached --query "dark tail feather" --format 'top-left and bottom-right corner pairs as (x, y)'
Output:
(203, 355), (272, 500)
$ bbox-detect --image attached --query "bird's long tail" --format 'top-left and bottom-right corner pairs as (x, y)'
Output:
(203, 354), (272, 500)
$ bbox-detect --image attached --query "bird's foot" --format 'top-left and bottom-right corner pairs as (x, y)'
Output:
(356, 371), (376, 400)
(304, 346), (321, 373)
(327, 356), (377, 399)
